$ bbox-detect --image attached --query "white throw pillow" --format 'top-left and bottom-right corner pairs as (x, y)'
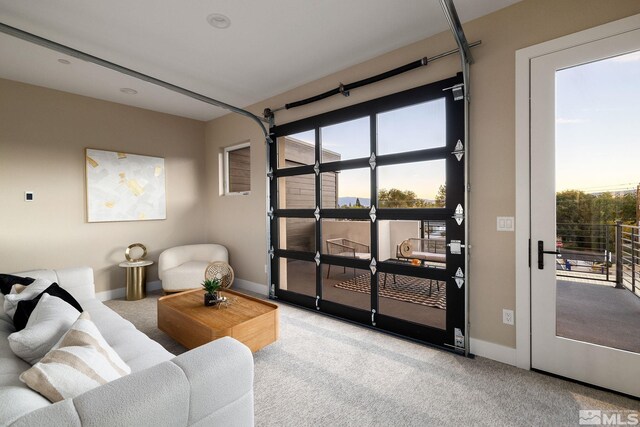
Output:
(8, 293), (81, 364)
(20, 312), (131, 403)
(3, 278), (53, 319)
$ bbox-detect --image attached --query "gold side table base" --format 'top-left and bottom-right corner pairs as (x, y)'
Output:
(119, 260), (153, 301)
(126, 266), (146, 301)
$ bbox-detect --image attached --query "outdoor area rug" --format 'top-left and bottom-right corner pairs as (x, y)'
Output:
(335, 274), (446, 309)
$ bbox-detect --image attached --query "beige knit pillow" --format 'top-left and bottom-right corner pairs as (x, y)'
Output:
(19, 312), (131, 402)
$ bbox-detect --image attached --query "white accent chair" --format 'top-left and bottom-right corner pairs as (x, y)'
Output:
(158, 244), (229, 293)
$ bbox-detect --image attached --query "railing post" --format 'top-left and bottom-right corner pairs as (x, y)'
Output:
(632, 227), (636, 294)
(605, 224), (610, 281)
(615, 221), (624, 289)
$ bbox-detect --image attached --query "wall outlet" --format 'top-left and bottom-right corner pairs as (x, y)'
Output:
(503, 309), (514, 326)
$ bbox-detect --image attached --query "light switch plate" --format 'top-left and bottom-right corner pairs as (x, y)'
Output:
(497, 216), (514, 231)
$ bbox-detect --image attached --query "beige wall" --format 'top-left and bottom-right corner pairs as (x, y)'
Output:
(205, 0), (640, 348)
(0, 79), (207, 293)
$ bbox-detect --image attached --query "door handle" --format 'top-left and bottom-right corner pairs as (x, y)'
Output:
(537, 240), (560, 269)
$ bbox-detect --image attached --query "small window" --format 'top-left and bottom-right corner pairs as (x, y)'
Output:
(224, 142), (250, 195)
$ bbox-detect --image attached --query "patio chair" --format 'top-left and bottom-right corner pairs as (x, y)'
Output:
(326, 238), (370, 278)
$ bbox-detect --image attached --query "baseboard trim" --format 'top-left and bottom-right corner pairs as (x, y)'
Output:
(96, 280), (162, 301)
(97, 279), (266, 301)
(470, 338), (517, 366)
(233, 278), (268, 296)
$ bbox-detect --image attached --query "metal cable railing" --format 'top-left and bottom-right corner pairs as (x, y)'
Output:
(617, 222), (640, 297)
(556, 223), (615, 282)
(555, 222), (640, 297)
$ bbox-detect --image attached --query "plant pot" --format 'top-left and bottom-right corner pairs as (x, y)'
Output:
(204, 293), (218, 306)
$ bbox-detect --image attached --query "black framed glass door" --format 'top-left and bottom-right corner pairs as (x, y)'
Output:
(269, 74), (466, 350)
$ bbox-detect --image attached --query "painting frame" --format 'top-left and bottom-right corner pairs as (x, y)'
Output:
(85, 148), (167, 223)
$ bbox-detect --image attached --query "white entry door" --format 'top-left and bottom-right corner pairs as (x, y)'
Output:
(530, 28), (640, 397)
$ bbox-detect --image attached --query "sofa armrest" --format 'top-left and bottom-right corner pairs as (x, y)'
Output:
(12, 337), (254, 427)
(172, 337), (254, 426)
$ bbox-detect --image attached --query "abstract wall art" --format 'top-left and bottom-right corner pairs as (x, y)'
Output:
(85, 148), (166, 222)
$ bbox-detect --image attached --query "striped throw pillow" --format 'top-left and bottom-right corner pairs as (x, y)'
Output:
(19, 312), (131, 403)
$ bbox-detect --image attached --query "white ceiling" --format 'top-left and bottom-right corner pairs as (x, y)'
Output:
(0, 0), (520, 121)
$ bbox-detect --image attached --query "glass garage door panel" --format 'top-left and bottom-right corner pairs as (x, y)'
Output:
(279, 218), (316, 252)
(321, 265), (371, 311)
(321, 169), (370, 209)
(378, 273), (446, 330)
(279, 257), (315, 297)
(278, 174), (316, 209)
(277, 130), (316, 169)
(321, 117), (370, 163)
(377, 98), (446, 155)
(378, 220), (446, 269)
(378, 159), (446, 208)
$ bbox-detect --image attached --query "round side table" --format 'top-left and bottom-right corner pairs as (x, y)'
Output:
(119, 260), (154, 301)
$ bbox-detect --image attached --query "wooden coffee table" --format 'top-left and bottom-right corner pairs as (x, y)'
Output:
(157, 289), (279, 352)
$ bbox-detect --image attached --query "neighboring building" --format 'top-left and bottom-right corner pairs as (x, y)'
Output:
(278, 137), (340, 252)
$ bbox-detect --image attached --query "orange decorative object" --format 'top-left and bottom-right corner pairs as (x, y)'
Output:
(411, 258), (421, 266)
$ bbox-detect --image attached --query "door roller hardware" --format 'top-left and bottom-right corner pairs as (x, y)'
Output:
(537, 240), (560, 269)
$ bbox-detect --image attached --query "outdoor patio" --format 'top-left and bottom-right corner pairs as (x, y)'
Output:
(557, 278), (640, 353)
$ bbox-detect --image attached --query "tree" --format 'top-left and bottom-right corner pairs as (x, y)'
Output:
(620, 192), (636, 224)
(378, 188), (429, 208)
(435, 185), (446, 208)
(555, 189), (637, 252)
(355, 198), (362, 208)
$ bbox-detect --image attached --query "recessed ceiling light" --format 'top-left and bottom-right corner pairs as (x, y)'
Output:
(207, 13), (231, 29)
(120, 88), (138, 95)
(57, 59), (71, 65)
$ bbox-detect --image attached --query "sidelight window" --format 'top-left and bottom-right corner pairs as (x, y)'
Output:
(223, 143), (250, 195)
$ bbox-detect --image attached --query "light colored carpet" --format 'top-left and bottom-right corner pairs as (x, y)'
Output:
(105, 290), (639, 426)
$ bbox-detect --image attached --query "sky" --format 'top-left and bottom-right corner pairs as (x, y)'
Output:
(288, 98), (446, 201)
(556, 50), (640, 193)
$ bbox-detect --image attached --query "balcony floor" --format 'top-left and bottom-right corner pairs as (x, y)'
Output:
(557, 279), (640, 353)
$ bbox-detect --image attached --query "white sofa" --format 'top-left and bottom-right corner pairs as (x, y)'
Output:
(158, 244), (229, 293)
(0, 266), (254, 426)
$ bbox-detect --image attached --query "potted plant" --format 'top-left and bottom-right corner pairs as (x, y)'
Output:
(202, 278), (221, 306)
